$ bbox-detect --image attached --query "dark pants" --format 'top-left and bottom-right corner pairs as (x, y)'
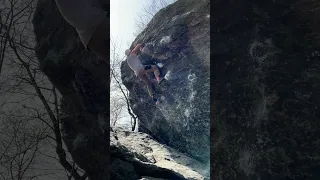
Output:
(137, 65), (160, 97)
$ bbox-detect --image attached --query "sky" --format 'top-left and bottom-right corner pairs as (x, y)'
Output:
(110, 0), (149, 54)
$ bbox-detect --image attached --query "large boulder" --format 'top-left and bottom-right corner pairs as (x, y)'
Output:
(121, 0), (210, 163)
(211, 1), (320, 179)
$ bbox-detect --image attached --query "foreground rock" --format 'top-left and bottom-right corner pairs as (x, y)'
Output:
(121, 0), (210, 163)
(111, 128), (208, 180)
(211, 1), (320, 179)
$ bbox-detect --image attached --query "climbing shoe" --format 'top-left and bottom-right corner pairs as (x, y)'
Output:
(151, 94), (161, 105)
(151, 94), (157, 102)
(152, 96), (158, 102)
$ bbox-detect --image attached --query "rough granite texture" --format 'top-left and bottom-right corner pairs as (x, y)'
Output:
(121, 0), (210, 164)
(211, 1), (320, 180)
(32, 0), (200, 179)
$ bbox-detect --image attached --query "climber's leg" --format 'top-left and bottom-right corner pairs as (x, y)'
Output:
(139, 65), (159, 75)
(138, 73), (154, 97)
(139, 65), (164, 84)
(138, 73), (159, 103)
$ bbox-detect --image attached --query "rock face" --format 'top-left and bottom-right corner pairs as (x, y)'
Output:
(33, 0), (110, 179)
(32, 0), (200, 179)
(121, 0), (210, 163)
(211, 1), (320, 180)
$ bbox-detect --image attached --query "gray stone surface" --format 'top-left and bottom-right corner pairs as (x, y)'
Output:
(211, 1), (320, 179)
(110, 127), (208, 180)
(121, 0), (210, 163)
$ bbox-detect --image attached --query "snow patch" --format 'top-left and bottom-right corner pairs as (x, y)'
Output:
(189, 91), (197, 102)
(188, 73), (196, 82)
(164, 71), (171, 80)
(171, 11), (193, 22)
(157, 63), (164, 68)
(184, 109), (190, 117)
(160, 36), (171, 45)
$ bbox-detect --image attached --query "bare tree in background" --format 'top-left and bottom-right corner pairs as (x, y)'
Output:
(110, 38), (138, 131)
(134, 0), (177, 36)
(0, 0), (87, 179)
(0, 109), (53, 180)
(110, 97), (125, 126)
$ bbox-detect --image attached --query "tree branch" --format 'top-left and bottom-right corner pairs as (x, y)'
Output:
(8, 32), (83, 180)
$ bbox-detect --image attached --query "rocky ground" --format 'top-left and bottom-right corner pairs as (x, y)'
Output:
(111, 128), (209, 180)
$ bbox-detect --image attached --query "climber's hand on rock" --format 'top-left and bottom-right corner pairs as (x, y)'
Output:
(132, 43), (142, 55)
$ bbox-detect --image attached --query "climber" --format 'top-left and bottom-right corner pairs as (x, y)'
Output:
(125, 44), (164, 104)
(54, 0), (109, 62)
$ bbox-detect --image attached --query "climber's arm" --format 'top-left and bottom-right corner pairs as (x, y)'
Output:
(131, 44), (142, 55)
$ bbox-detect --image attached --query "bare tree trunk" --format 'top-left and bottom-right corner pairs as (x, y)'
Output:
(110, 68), (138, 131)
(0, 0), (88, 179)
(8, 39), (86, 180)
(110, 38), (138, 130)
